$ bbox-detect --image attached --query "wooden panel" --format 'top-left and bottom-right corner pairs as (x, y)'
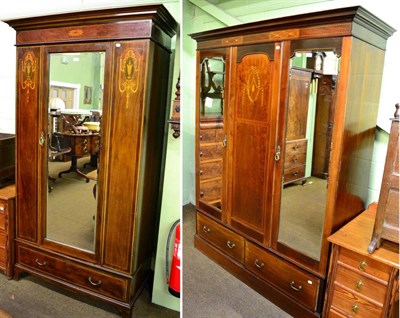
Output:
(197, 212), (244, 263)
(245, 241), (320, 311)
(16, 47), (40, 242)
(103, 40), (149, 272)
(230, 50), (276, 239)
(17, 245), (129, 301)
(331, 284), (382, 318)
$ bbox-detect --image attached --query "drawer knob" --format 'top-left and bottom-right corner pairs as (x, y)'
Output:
(292, 144), (299, 150)
(199, 151), (203, 157)
(352, 304), (359, 314)
(88, 276), (102, 287)
(200, 191), (204, 197)
(254, 259), (265, 269)
(359, 260), (367, 271)
(35, 258), (47, 267)
(199, 170), (203, 176)
(0, 206), (4, 212)
(291, 157), (298, 163)
(290, 281), (303, 292)
(202, 225), (211, 234)
(226, 241), (235, 249)
(83, 146), (88, 153)
(355, 280), (364, 291)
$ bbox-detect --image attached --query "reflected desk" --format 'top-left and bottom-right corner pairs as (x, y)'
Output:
(56, 132), (100, 182)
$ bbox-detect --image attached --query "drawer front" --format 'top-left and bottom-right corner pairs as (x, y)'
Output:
(245, 241), (320, 311)
(327, 309), (348, 318)
(17, 245), (128, 301)
(284, 152), (306, 167)
(199, 144), (223, 161)
(0, 202), (5, 230)
(199, 129), (216, 143)
(285, 139), (307, 155)
(284, 165), (306, 183)
(331, 284), (382, 318)
(199, 178), (222, 203)
(197, 212), (244, 263)
(199, 160), (222, 180)
(336, 264), (386, 304)
(338, 247), (391, 282)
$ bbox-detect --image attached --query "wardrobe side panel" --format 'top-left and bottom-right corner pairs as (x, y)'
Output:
(334, 38), (385, 231)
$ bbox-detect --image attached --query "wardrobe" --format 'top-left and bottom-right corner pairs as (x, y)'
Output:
(192, 6), (394, 317)
(6, 5), (177, 317)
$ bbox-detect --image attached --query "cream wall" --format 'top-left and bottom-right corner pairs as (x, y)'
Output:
(182, 0), (400, 206)
(0, 0), (180, 312)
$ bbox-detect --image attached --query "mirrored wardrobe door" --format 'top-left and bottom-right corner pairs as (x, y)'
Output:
(276, 44), (341, 265)
(42, 43), (111, 259)
(197, 48), (227, 220)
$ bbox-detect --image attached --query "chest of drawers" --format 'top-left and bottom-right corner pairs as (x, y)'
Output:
(323, 203), (399, 317)
(0, 185), (16, 278)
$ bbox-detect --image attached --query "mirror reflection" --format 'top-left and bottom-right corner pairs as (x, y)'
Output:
(278, 50), (340, 260)
(198, 56), (225, 212)
(47, 51), (105, 252)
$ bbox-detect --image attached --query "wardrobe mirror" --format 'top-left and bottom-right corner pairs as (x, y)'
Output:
(46, 51), (105, 252)
(198, 56), (225, 212)
(278, 50), (340, 261)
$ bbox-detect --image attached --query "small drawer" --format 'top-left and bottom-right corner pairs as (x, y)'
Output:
(199, 178), (222, 203)
(284, 152), (306, 167)
(199, 129), (216, 143)
(245, 241), (320, 311)
(338, 247), (391, 282)
(245, 242), (320, 311)
(331, 284), (382, 318)
(17, 245), (129, 301)
(335, 264), (387, 304)
(199, 144), (223, 161)
(199, 160), (222, 180)
(285, 139), (307, 155)
(197, 212), (244, 263)
(283, 165), (306, 184)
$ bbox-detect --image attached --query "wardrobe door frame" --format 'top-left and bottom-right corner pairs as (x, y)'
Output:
(38, 42), (113, 264)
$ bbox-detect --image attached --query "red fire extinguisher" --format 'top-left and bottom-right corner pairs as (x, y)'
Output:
(166, 220), (180, 298)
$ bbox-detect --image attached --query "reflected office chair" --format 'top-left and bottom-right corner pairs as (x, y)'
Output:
(48, 133), (71, 191)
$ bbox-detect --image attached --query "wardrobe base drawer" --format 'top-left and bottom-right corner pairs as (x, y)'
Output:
(16, 244), (129, 302)
(245, 241), (320, 311)
(197, 212), (244, 263)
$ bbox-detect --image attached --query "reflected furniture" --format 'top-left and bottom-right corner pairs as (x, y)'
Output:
(191, 7), (395, 317)
(6, 5), (177, 317)
(368, 104), (400, 253)
(56, 131), (99, 182)
(0, 185), (15, 279)
(323, 203), (399, 317)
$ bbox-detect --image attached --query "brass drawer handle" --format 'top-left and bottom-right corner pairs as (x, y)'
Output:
(290, 281), (303, 292)
(355, 280), (364, 291)
(83, 139), (88, 144)
(88, 276), (102, 287)
(359, 260), (367, 271)
(202, 225), (211, 234)
(226, 241), (235, 249)
(35, 258), (47, 267)
(352, 304), (359, 314)
(254, 259), (264, 269)
(292, 144), (299, 150)
(0, 206), (4, 212)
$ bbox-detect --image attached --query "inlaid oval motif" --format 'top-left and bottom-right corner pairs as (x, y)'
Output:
(246, 66), (261, 104)
(68, 29), (84, 37)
